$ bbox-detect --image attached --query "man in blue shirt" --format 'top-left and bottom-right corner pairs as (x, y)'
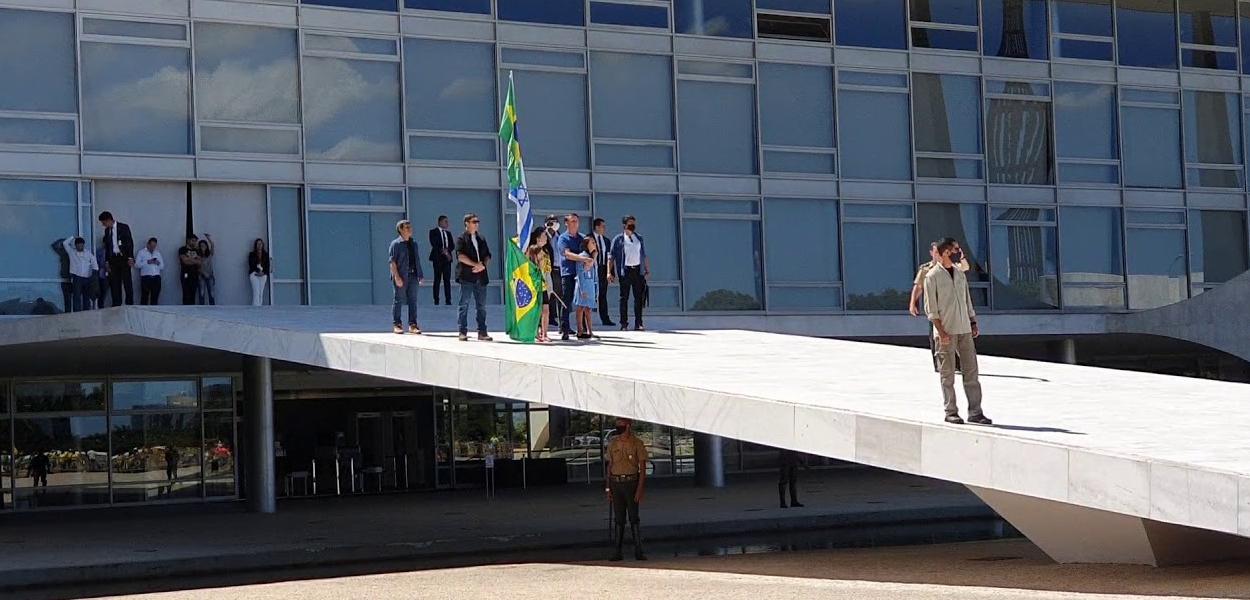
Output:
(554, 213), (594, 341)
(388, 220), (424, 335)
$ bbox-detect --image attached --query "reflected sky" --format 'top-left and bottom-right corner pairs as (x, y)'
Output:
(195, 23), (299, 123)
(405, 39), (495, 133)
(304, 57), (402, 162)
(0, 8), (77, 113)
(81, 42), (190, 155)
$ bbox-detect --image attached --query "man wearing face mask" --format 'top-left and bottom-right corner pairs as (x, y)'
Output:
(604, 417), (647, 561)
(924, 238), (990, 426)
(912, 240), (968, 373)
(608, 215), (649, 331)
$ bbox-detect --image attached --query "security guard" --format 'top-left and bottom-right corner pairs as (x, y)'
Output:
(605, 416), (647, 561)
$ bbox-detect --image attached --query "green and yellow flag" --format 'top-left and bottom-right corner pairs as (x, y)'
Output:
(504, 238), (543, 343)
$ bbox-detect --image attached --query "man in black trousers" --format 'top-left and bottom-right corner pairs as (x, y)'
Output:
(98, 211), (135, 306)
(590, 218), (615, 327)
(427, 215), (454, 305)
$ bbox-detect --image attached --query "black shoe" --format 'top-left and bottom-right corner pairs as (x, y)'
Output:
(603, 320), (616, 327)
(561, 333), (570, 341)
(780, 501), (788, 509)
(967, 414), (993, 426)
(577, 333), (591, 340)
(620, 324), (628, 331)
(609, 551), (623, 562)
(944, 414), (965, 425)
(790, 501), (804, 508)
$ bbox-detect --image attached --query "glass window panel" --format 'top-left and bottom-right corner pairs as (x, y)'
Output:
(986, 97), (1053, 184)
(14, 416), (109, 507)
(112, 380), (198, 411)
(917, 157), (983, 178)
(311, 188), (403, 207)
(758, 0), (832, 12)
(595, 143), (675, 168)
(683, 219), (763, 310)
(768, 286), (842, 309)
(982, 0), (1048, 60)
(843, 203), (912, 219)
(1058, 162), (1119, 183)
(1122, 89), (1179, 104)
(986, 80), (1050, 96)
(0, 9), (77, 113)
(204, 411), (236, 497)
(1117, 0), (1179, 69)
(1184, 91), (1242, 167)
(1127, 210), (1185, 225)
(591, 53), (674, 141)
(675, 0), (754, 38)
(304, 57), (402, 162)
(759, 63), (834, 148)
(498, 0), (586, 25)
(303, 0), (397, 11)
(406, 0), (492, 13)
(839, 71), (908, 87)
(990, 208), (1059, 309)
(763, 151), (837, 174)
(305, 34), (397, 56)
(1127, 228), (1189, 309)
(1188, 166), (1244, 187)
(1053, 0), (1112, 36)
(270, 187), (304, 283)
(501, 48), (585, 69)
(678, 81), (756, 174)
(992, 206), (1054, 221)
(764, 198), (839, 284)
(912, 73), (981, 154)
(308, 210), (405, 305)
(590, 2), (670, 28)
(203, 376), (234, 411)
(200, 126), (300, 155)
(836, 0), (907, 48)
(0, 281), (68, 315)
(500, 70), (588, 169)
(409, 136), (496, 162)
(910, 28), (980, 51)
(595, 194), (679, 281)
(757, 13), (833, 42)
(194, 23), (299, 124)
(1242, 1), (1250, 74)
(0, 118), (75, 146)
(684, 198), (758, 214)
(110, 412), (203, 503)
(1059, 207), (1125, 307)
(405, 39), (494, 134)
(1055, 38), (1114, 61)
(527, 193), (592, 215)
(81, 18), (186, 41)
(408, 188), (502, 281)
(1179, 0), (1236, 46)
(273, 281), (304, 305)
(844, 222), (913, 309)
(81, 43), (191, 154)
(916, 203), (989, 282)
(1055, 82), (1117, 160)
(677, 60), (753, 78)
(14, 382), (105, 413)
(910, 0), (978, 24)
(1181, 48), (1237, 70)
(838, 90), (911, 180)
(1189, 209), (1249, 283)
(1122, 105), (1182, 187)
(0, 199), (77, 280)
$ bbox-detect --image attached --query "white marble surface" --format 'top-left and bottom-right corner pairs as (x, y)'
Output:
(3, 305), (1249, 539)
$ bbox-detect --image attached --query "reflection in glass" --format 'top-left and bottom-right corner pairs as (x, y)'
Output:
(309, 210), (405, 304)
(408, 188), (502, 281)
(406, 0), (492, 13)
(916, 204), (988, 284)
(111, 412), (203, 502)
(1122, 104), (1183, 188)
(836, 0), (907, 48)
(678, 81), (756, 174)
(591, 53), (673, 143)
(204, 411), (236, 497)
(913, 74), (981, 179)
(15, 382), (105, 413)
(591, 2), (670, 28)
(0, 201), (76, 285)
(759, 63), (835, 161)
(0, 9), (77, 113)
(500, 70), (588, 169)
(987, 93), (1053, 184)
(844, 221), (914, 310)
(675, 0), (754, 38)
(991, 208), (1058, 309)
(1183, 91), (1242, 188)
(911, 0), (979, 25)
(194, 23), (299, 124)
(839, 89), (911, 180)
(1117, 0), (1178, 69)
(1189, 210), (1249, 285)
(112, 380), (198, 411)
(498, 0), (585, 25)
(765, 198), (840, 309)
(1060, 207), (1125, 309)
(302, 0), (397, 10)
(1128, 228), (1189, 309)
(983, 0), (1049, 59)
(1055, 83), (1118, 159)
(270, 187), (305, 296)
(303, 57), (402, 162)
(405, 39), (495, 134)
(1180, 0), (1237, 70)
(683, 219), (763, 311)
(1053, 0), (1112, 35)
(13, 416), (110, 507)
(81, 42), (191, 154)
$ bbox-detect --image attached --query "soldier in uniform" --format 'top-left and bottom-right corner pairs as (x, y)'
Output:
(604, 417), (647, 561)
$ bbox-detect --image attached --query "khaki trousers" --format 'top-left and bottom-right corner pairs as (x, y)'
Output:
(936, 332), (983, 418)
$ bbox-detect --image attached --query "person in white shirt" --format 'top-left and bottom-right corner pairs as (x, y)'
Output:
(62, 235), (99, 313)
(135, 237), (165, 306)
(608, 215), (650, 331)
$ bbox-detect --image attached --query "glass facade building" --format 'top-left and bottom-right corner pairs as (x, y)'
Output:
(0, 0), (1248, 316)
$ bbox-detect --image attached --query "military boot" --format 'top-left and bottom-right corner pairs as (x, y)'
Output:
(631, 524), (646, 561)
(610, 523), (625, 561)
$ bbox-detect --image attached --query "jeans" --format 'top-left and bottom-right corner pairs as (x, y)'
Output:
(457, 279), (488, 335)
(392, 273), (420, 326)
(68, 275), (92, 312)
(198, 274), (216, 305)
(559, 274), (577, 334)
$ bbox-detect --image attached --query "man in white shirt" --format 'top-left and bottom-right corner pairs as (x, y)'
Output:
(608, 215), (650, 331)
(135, 237), (165, 306)
(62, 235), (99, 313)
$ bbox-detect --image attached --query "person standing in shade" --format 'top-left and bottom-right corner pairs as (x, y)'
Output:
(554, 214), (593, 341)
(455, 213), (492, 342)
(178, 235), (202, 305)
(778, 449), (804, 509)
(605, 417), (647, 562)
(197, 235), (215, 306)
(608, 215), (649, 331)
(389, 219), (425, 335)
(428, 215), (454, 306)
(98, 211), (135, 306)
(62, 235), (98, 313)
(925, 238), (991, 426)
(543, 215), (562, 329)
(248, 239), (270, 306)
(135, 237), (164, 305)
(590, 218), (615, 328)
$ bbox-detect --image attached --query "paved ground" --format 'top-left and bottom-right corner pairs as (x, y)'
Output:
(0, 469), (993, 590)
(49, 539), (1250, 600)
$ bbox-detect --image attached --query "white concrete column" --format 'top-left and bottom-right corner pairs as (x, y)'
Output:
(693, 433), (725, 488)
(244, 356), (276, 514)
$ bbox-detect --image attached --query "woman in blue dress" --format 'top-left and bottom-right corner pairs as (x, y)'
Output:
(573, 236), (600, 340)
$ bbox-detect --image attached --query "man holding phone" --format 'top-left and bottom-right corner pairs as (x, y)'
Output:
(924, 238), (990, 426)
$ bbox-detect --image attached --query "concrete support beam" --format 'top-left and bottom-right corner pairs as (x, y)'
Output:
(693, 433), (725, 488)
(968, 485), (1250, 565)
(244, 355), (276, 514)
(1048, 338), (1077, 364)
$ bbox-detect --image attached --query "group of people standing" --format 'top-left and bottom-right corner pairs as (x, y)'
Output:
(59, 211), (272, 312)
(388, 212), (650, 343)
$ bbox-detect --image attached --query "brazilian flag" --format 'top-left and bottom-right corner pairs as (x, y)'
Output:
(504, 238), (544, 343)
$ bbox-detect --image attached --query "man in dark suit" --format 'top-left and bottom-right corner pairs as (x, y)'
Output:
(590, 218), (615, 327)
(427, 215), (454, 305)
(98, 211), (135, 306)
